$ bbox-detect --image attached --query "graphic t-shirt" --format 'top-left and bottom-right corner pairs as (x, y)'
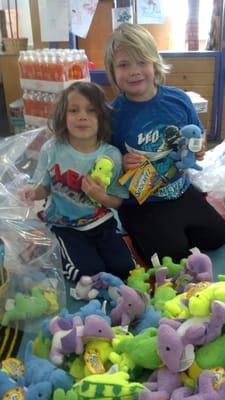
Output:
(32, 140), (129, 230)
(111, 85), (204, 203)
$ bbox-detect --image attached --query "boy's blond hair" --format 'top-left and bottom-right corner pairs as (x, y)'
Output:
(104, 23), (170, 92)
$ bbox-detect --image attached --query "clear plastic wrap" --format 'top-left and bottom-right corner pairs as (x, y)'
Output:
(188, 140), (225, 199)
(0, 127), (51, 220)
(0, 218), (66, 332)
(0, 128), (66, 332)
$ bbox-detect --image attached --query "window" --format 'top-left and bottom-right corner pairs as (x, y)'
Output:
(1, 0), (33, 47)
(162, 0), (213, 51)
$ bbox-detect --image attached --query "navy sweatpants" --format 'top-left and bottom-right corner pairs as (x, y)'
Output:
(119, 185), (225, 264)
(51, 218), (134, 281)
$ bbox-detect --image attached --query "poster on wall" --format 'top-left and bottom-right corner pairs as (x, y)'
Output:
(69, 0), (99, 39)
(136, 0), (165, 24)
(112, 6), (134, 30)
(38, 0), (69, 42)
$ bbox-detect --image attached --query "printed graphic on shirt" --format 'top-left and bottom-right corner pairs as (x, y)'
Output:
(42, 163), (112, 229)
(51, 163), (89, 205)
(125, 122), (188, 199)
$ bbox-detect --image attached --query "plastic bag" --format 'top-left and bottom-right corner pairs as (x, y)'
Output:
(0, 127), (51, 220)
(0, 218), (66, 332)
(0, 128), (66, 332)
(188, 140), (225, 199)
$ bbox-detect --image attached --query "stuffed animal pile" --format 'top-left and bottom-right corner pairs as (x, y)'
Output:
(1, 251), (225, 400)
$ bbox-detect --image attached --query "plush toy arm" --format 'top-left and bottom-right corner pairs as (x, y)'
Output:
(139, 388), (171, 400)
(170, 150), (181, 161)
(198, 370), (216, 394)
(183, 324), (206, 346)
(170, 386), (193, 400)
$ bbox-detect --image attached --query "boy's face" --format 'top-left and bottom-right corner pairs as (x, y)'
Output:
(66, 91), (99, 149)
(113, 49), (157, 102)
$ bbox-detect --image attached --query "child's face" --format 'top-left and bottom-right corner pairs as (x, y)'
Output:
(113, 49), (156, 101)
(66, 90), (99, 149)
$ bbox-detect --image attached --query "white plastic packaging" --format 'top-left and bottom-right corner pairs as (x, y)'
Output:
(188, 140), (225, 199)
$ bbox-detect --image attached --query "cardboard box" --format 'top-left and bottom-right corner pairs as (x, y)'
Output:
(186, 91), (208, 114)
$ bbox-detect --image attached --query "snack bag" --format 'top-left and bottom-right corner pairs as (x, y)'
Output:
(119, 156), (165, 204)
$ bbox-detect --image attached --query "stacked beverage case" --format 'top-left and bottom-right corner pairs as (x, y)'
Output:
(18, 48), (90, 128)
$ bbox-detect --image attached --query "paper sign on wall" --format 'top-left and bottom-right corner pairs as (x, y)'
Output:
(69, 0), (99, 39)
(136, 0), (165, 24)
(38, 0), (69, 42)
(112, 6), (134, 30)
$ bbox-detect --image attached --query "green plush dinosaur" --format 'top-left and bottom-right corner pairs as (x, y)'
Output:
(163, 291), (190, 319)
(181, 333), (225, 388)
(2, 286), (50, 325)
(188, 281), (225, 317)
(148, 256), (186, 278)
(127, 266), (151, 293)
(114, 327), (162, 370)
(150, 285), (176, 313)
(53, 371), (144, 400)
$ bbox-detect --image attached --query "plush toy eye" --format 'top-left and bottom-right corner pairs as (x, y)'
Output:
(128, 303), (132, 307)
(166, 346), (171, 351)
(98, 329), (102, 333)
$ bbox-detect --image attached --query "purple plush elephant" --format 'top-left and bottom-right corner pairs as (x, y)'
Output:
(171, 370), (225, 399)
(110, 285), (148, 326)
(138, 367), (182, 400)
(157, 300), (225, 374)
(49, 314), (114, 366)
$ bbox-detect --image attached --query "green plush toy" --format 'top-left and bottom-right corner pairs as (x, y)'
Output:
(127, 265), (151, 293)
(53, 371), (144, 400)
(32, 334), (51, 360)
(2, 287), (51, 326)
(69, 339), (112, 380)
(89, 156), (114, 206)
(196, 332), (225, 370)
(149, 256), (186, 278)
(69, 328), (134, 381)
(163, 291), (190, 319)
(188, 281), (225, 317)
(181, 333), (225, 387)
(90, 157), (114, 189)
(151, 285), (177, 313)
(114, 327), (162, 370)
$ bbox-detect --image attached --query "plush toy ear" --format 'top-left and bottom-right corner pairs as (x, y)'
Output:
(73, 316), (84, 354)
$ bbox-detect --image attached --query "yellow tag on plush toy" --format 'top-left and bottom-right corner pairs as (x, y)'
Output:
(119, 156), (165, 204)
(3, 387), (24, 400)
(212, 367), (225, 389)
(1, 358), (24, 377)
(84, 348), (105, 374)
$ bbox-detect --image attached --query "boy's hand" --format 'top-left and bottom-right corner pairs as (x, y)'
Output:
(123, 152), (143, 171)
(17, 185), (36, 207)
(81, 176), (105, 202)
(196, 132), (206, 161)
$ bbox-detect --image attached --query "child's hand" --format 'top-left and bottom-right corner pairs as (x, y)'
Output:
(17, 185), (36, 207)
(81, 176), (105, 202)
(196, 132), (206, 161)
(123, 152), (143, 171)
